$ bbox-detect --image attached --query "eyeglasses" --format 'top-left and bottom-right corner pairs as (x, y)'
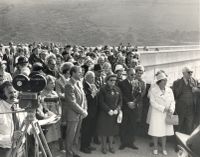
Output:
(109, 79), (117, 82)
(49, 63), (56, 66)
(188, 71), (193, 74)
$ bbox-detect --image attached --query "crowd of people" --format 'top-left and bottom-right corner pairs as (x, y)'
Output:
(0, 42), (199, 157)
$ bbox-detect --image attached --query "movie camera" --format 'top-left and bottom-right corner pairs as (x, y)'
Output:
(12, 74), (54, 157)
(12, 74), (47, 110)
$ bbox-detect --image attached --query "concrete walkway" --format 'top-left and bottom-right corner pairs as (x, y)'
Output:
(51, 136), (178, 157)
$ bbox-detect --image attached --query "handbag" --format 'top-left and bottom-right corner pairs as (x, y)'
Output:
(117, 110), (123, 124)
(165, 114), (179, 125)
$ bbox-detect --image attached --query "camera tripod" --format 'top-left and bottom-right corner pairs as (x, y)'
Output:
(11, 110), (53, 157)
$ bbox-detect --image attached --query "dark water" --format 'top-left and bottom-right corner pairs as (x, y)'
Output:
(0, 0), (199, 46)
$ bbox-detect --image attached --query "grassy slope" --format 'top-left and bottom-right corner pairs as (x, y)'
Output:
(0, 0), (199, 46)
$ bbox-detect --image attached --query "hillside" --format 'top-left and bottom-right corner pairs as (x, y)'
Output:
(0, 0), (199, 46)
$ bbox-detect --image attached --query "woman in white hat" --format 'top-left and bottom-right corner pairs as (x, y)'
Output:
(147, 71), (175, 155)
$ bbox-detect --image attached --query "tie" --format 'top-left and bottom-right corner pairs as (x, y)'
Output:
(11, 105), (20, 130)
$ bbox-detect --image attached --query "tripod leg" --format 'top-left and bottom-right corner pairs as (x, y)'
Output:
(12, 122), (30, 157)
(36, 122), (53, 157)
(31, 122), (48, 157)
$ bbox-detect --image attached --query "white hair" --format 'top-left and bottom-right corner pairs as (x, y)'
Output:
(85, 71), (95, 80)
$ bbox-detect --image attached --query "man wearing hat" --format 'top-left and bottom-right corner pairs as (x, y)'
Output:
(114, 64), (125, 86)
(92, 64), (105, 145)
(93, 64), (104, 90)
(173, 67), (199, 135)
(12, 56), (30, 78)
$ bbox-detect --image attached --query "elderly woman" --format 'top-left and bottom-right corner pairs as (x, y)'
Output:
(40, 75), (60, 144)
(147, 71), (175, 155)
(97, 74), (122, 154)
(102, 62), (112, 78)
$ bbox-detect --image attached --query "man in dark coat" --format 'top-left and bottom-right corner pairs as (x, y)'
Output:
(118, 68), (139, 150)
(93, 64), (104, 144)
(172, 67), (200, 134)
(80, 71), (98, 154)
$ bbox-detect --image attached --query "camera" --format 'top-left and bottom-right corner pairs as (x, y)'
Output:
(12, 74), (47, 110)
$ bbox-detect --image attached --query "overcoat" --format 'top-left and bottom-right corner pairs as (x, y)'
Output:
(148, 84), (175, 137)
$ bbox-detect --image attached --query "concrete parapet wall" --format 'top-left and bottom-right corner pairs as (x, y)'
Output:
(141, 47), (200, 85)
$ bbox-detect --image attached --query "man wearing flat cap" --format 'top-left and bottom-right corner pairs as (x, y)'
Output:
(172, 66), (200, 135)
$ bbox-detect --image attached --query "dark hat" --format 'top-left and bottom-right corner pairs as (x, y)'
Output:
(81, 64), (89, 74)
(32, 62), (43, 71)
(105, 73), (117, 82)
(93, 64), (102, 72)
(64, 45), (71, 49)
(62, 51), (69, 56)
(17, 56), (29, 65)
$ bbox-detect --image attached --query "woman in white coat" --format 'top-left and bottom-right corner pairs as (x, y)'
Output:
(147, 71), (175, 155)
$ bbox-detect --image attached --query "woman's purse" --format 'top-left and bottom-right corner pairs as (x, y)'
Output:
(117, 110), (123, 124)
(165, 113), (179, 125)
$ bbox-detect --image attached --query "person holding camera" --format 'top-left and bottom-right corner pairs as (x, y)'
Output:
(0, 81), (25, 157)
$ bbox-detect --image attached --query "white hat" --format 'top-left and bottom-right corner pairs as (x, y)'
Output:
(135, 65), (144, 71)
(115, 64), (124, 72)
(156, 72), (167, 82)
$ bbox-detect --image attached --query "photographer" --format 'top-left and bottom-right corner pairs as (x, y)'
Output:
(0, 81), (25, 157)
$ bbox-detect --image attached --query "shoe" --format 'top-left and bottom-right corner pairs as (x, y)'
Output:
(119, 145), (126, 150)
(88, 146), (96, 151)
(60, 149), (66, 153)
(153, 149), (158, 155)
(149, 142), (154, 147)
(162, 150), (168, 156)
(109, 147), (115, 153)
(101, 148), (107, 154)
(80, 148), (91, 154)
(174, 145), (179, 152)
(94, 138), (101, 145)
(73, 154), (81, 157)
(127, 144), (138, 150)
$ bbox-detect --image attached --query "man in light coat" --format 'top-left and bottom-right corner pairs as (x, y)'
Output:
(64, 66), (87, 157)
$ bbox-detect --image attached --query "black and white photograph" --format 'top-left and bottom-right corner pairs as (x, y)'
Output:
(0, 0), (199, 157)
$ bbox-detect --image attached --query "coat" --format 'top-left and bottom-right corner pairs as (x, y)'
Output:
(64, 78), (87, 121)
(55, 75), (68, 121)
(83, 81), (98, 118)
(172, 77), (198, 114)
(96, 84), (122, 136)
(147, 84), (175, 137)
